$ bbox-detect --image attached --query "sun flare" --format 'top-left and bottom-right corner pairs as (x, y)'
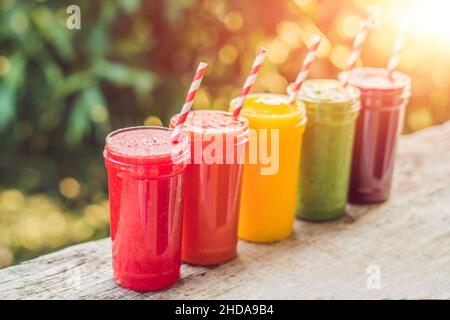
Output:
(407, 0), (450, 41)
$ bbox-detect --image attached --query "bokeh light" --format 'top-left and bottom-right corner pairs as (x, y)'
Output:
(406, 0), (450, 42)
(0, 56), (11, 76)
(59, 178), (81, 199)
(219, 44), (238, 65)
(339, 14), (361, 39)
(267, 39), (289, 65)
(144, 116), (163, 126)
(223, 11), (244, 32)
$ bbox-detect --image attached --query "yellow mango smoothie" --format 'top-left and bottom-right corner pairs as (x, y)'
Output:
(230, 93), (306, 242)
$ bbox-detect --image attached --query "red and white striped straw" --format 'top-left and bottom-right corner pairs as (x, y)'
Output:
(340, 6), (380, 87)
(387, 19), (409, 77)
(232, 47), (267, 118)
(288, 35), (322, 105)
(171, 62), (208, 142)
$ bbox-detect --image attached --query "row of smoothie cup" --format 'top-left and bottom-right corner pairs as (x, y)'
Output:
(103, 67), (412, 291)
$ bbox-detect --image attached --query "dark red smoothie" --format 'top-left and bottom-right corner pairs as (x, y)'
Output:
(170, 110), (249, 265)
(104, 126), (190, 291)
(339, 68), (411, 203)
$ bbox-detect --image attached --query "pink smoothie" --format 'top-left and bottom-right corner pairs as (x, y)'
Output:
(104, 126), (190, 291)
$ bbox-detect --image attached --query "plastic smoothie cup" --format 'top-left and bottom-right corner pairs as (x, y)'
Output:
(288, 80), (361, 221)
(230, 94), (307, 242)
(169, 110), (249, 265)
(104, 126), (190, 291)
(339, 68), (412, 203)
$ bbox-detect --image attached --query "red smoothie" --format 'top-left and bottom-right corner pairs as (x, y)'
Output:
(339, 68), (411, 203)
(170, 110), (249, 265)
(104, 126), (190, 291)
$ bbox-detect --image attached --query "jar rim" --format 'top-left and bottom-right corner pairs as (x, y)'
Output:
(170, 110), (249, 137)
(339, 67), (412, 97)
(230, 93), (307, 120)
(104, 126), (190, 166)
(288, 80), (361, 105)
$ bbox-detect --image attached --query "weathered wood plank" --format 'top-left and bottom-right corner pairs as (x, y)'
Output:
(1, 122), (450, 299)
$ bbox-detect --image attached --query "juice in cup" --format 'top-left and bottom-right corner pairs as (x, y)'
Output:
(288, 80), (361, 221)
(104, 126), (190, 291)
(169, 110), (249, 265)
(339, 68), (412, 203)
(230, 94), (307, 242)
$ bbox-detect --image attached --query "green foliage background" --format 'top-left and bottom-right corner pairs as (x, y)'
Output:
(0, 0), (449, 267)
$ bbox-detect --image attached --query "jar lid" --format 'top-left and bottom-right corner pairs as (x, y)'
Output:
(230, 93), (307, 128)
(288, 80), (361, 115)
(339, 67), (412, 98)
(104, 126), (190, 167)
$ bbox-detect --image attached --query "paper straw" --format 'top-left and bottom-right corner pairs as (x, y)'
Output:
(387, 19), (409, 77)
(171, 62), (208, 142)
(340, 6), (380, 87)
(288, 35), (322, 105)
(232, 47), (267, 118)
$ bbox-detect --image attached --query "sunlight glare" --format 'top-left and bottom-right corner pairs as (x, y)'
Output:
(407, 0), (450, 41)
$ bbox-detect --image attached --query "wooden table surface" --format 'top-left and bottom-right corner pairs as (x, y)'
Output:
(1, 122), (449, 300)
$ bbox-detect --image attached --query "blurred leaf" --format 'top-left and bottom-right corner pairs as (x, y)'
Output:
(132, 70), (157, 96)
(53, 71), (94, 101)
(0, 86), (16, 131)
(8, 7), (30, 37)
(31, 7), (74, 60)
(97, 1), (118, 26)
(0, 53), (25, 131)
(87, 27), (109, 58)
(42, 58), (64, 88)
(165, 0), (195, 24)
(93, 60), (156, 91)
(65, 86), (105, 146)
(83, 86), (107, 118)
(2, 53), (26, 89)
(93, 60), (132, 85)
(65, 95), (90, 146)
(119, 0), (141, 14)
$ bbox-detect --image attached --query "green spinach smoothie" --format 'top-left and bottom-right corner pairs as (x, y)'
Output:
(291, 79), (360, 221)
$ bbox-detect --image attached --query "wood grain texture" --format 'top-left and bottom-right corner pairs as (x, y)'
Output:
(1, 122), (450, 300)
